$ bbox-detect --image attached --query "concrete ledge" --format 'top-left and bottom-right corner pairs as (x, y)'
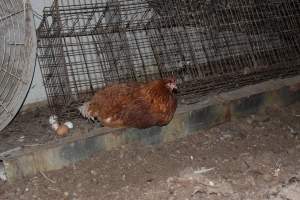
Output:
(2, 75), (300, 182)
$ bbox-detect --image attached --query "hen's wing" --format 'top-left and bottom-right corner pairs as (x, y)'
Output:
(88, 83), (139, 121)
(116, 93), (177, 128)
(117, 98), (159, 128)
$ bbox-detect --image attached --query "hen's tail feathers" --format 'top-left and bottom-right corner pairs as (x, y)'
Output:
(78, 102), (95, 121)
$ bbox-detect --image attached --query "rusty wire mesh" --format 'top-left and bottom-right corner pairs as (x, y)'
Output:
(37, 0), (300, 117)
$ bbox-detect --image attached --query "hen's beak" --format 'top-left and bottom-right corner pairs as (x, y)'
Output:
(172, 86), (178, 94)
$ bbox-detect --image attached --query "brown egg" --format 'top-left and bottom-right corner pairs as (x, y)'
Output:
(56, 124), (69, 137)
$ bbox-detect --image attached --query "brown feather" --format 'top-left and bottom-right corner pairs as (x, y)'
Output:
(80, 79), (177, 129)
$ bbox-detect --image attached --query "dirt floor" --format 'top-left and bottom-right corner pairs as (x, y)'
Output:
(1, 102), (300, 200)
(0, 107), (94, 153)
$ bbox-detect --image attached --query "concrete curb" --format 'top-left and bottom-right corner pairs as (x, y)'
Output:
(2, 75), (300, 182)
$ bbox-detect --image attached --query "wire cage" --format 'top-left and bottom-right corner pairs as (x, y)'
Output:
(0, 0), (36, 131)
(37, 0), (300, 117)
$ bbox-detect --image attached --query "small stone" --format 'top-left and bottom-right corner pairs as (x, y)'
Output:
(246, 176), (256, 186)
(240, 161), (250, 171)
(92, 178), (98, 183)
(246, 118), (254, 125)
(287, 148), (295, 154)
(137, 155), (143, 161)
(90, 170), (97, 176)
(209, 181), (215, 186)
(273, 168), (280, 177)
(287, 126), (298, 135)
(25, 188), (29, 192)
(120, 152), (124, 159)
(64, 192), (69, 197)
(221, 134), (232, 140)
(76, 183), (82, 188)
(263, 174), (273, 182)
(17, 136), (25, 142)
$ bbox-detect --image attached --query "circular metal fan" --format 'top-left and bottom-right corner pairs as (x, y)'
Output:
(0, 0), (36, 131)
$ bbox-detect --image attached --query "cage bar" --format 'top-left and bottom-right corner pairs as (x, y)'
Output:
(37, 0), (300, 117)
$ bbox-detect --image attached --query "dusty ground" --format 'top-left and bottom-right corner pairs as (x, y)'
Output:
(0, 102), (300, 200)
(0, 108), (94, 153)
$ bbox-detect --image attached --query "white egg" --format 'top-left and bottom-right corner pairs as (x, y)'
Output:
(64, 121), (74, 129)
(49, 115), (58, 125)
(51, 123), (59, 131)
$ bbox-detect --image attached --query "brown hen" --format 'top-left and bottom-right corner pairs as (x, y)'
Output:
(78, 78), (177, 129)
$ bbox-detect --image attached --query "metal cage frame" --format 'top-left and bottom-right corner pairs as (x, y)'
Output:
(37, 0), (300, 117)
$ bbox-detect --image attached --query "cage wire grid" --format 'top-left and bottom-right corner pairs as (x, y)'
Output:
(37, 0), (300, 117)
(0, 0), (36, 131)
